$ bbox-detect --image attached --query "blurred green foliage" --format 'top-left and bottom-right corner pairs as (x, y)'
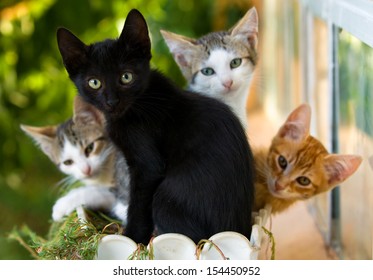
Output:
(338, 30), (373, 136)
(0, 0), (253, 259)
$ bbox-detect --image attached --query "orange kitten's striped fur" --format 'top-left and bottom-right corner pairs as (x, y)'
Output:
(253, 104), (362, 214)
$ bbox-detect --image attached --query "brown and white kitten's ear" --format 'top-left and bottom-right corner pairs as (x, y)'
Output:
(161, 30), (200, 80)
(20, 124), (59, 163)
(73, 96), (106, 127)
(323, 154), (363, 188)
(57, 27), (88, 76)
(230, 7), (259, 50)
(277, 104), (311, 142)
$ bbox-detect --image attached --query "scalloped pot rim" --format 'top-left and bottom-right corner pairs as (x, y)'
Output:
(96, 231), (254, 260)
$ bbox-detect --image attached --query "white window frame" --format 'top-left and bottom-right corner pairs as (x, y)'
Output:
(301, 0), (373, 49)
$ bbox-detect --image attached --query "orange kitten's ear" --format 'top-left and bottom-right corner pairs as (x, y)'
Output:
(277, 104), (311, 142)
(20, 124), (59, 163)
(73, 96), (106, 126)
(324, 154), (363, 187)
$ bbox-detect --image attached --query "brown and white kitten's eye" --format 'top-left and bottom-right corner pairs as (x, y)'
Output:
(278, 155), (288, 169)
(85, 142), (94, 157)
(296, 176), (311, 186)
(88, 78), (102, 89)
(63, 159), (74, 166)
(201, 67), (215, 76)
(121, 72), (133, 84)
(230, 58), (242, 69)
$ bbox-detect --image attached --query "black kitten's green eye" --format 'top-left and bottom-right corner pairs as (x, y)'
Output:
(63, 159), (74, 166)
(297, 176), (311, 186)
(278, 155), (287, 169)
(121, 72), (133, 84)
(88, 78), (101, 89)
(85, 143), (94, 157)
(230, 58), (242, 69)
(201, 67), (215, 76)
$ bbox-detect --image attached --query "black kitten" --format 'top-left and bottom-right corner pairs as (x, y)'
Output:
(57, 9), (255, 245)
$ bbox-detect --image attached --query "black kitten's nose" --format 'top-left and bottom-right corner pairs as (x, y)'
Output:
(106, 98), (119, 108)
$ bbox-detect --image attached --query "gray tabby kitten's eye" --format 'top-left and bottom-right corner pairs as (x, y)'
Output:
(296, 176), (311, 186)
(85, 143), (94, 157)
(63, 159), (74, 166)
(201, 67), (215, 76)
(230, 58), (242, 69)
(88, 78), (101, 89)
(121, 72), (133, 84)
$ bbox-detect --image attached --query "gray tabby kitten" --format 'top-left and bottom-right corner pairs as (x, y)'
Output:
(21, 96), (129, 223)
(161, 7), (258, 128)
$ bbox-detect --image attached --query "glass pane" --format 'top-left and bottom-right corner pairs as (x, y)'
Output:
(260, 0), (301, 118)
(338, 29), (373, 259)
(305, 16), (331, 242)
(258, 0), (373, 260)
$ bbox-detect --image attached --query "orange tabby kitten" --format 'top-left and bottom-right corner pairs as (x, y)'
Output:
(253, 104), (362, 214)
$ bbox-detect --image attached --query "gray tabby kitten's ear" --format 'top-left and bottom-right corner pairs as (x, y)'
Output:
(160, 30), (201, 81)
(230, 7), (259, 50)
(20, 124), (59, 163)
(73, 96), (106, 127)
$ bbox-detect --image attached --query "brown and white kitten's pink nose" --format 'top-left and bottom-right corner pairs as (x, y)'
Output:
(222, 79), (233, 90)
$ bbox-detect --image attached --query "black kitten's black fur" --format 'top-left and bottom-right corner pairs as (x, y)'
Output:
(57, 9), (255, 244)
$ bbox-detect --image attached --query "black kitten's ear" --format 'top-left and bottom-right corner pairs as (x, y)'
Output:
(119, 9), (151, 58)
(57, 28), (87, 75)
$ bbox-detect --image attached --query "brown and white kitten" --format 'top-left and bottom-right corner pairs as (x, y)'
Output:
(21, 97), (130, 222)
(253, 104), (362, 214)
(161, 7), (258, 128)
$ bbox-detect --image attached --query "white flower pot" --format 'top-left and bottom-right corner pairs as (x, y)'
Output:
(199, 231), (253, 260)
(150, 233), (196, 260)
(95, 205), (272, 260)
(96, 235), (137, 260)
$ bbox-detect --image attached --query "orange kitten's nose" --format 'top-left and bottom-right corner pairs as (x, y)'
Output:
(275, 181), (285, 191)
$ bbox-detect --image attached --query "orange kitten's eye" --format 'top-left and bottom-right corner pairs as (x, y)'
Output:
(278, 155), (287, 169)
(63, 159), (74, 166)
(296, 176), (311, 186)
